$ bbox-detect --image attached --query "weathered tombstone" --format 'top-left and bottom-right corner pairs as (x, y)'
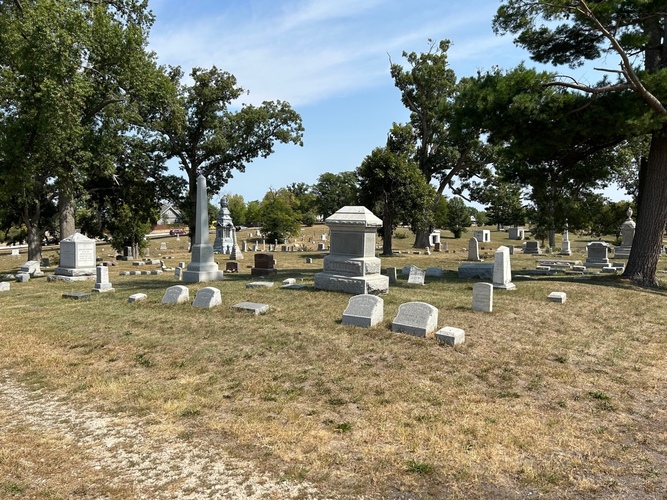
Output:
(174, 267), (182, 280)
(231, 302), (269, 315)
(251, 253), (277, 276)
(246, 281), (274, 288)
(41, 257), (51, 268)
(547, 291), (567, 303)
(92, 265), (114, 293)
(128, 293), (147, 303)
(467, 237), (481, 262)
(429, 231), (441, 247)
(15, 273), (30, 283)
(584, 241), (611, 268)
(181, 175), (224, 283)
(161, 285), (190, 304)
(314, 206), (389, 295)
(0, 282), (10, 292)
(559, 222), (572, 256)
(225, 262), (239, 273)
(317, 243), (326, 251)
(192, 287), (222, 308)
(425, 267), (444, 278)
(391, 302), (438, 337)
(341, 294), (383, 327)
(473, 229), (491, 243)
(11, 248), (20, 256)
(242, 240), (248, 252)
(20, 261), (43, 277)
(441, 241), (449, 252)
(62, 292), (90, 301)
(508, 227), (525, 240)
(386, 267), (398, 284)
(54, 232), (97, 277)
(159, 242), (167, 251)
(614, 208), (635, 259)
(493, 246), (516, 290)
(458, 263), (494, 280)
(282, 278), (296, 286)
(435, 326), (465, 346)
(472, 282), (493, 312)
(523, 240), (542, 255)
(407, 265), (426, 285)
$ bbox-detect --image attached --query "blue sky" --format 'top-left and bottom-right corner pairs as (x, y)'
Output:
(147, 0), (624, 204)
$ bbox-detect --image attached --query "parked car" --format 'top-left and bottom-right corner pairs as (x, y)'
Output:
(169, 228), (187, 236)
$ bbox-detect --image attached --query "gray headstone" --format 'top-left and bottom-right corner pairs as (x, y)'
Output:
(391, 302), (438, 337)
(159, 242), (167, 250)
(93, 265), (114, 293)
(472, 282), (493, 313)
(386, 267), (398, 284)
(547, 291), (567, 303)
(523, 240), (542, 255)
(128, 293), (147, 303)
(0, 282), (10, 292)
(231, 301), (269, 315)
(161, 285), (190, 304)
(425, 267), (444, 278)
(246, 281), (274, 288)
(15, 273), (29, 283)
(435, 326), (465, 346)
(192, 286), (222, 308)
(468, 237), (481, 261)
(458, 263), (494, 280)
(41, 257), (51, 267)
(341, 294), (383, 328)
(407, 265), (426, 285)
(493, 246), (516, 290)
(62, 292), (90, 301)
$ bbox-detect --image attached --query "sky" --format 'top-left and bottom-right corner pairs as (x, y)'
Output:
(147, 0), (626, 205)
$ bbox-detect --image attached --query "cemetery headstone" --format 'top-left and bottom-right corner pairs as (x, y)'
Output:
(62, 292), (90, 300)
(225, 262), (239, 273)
(306, 257), (313, 264)
(472, 282), (493, 312)
(161, 285), (190, 304)
(341, 294), (384, 327)
(41, 257), (51, 268)
(425, 267), (444, 278)
(54, 232), (97, 277)
(467, 237), (481, 261)
(391, 302), (438, 337)
(435, 326), (465, 346)
(192, 287), (222, 308)
(0, 282), (10, 292)
(92, 265), (114, 293)
(15, 273), (29, 283)
(159, 242), (167, 251)
(473, 229), (491, 243)
(386, 267), (398, 284)
(246, 282), (274, 288)
(20, 261), (43, 277)
(181, 175), (224, 283)
(559, 222), (572, 256)
(614, 208), (635, 259)
(231, 302), (269, 315)
(213, 196), (236, 254)
(128, 293), (147, 303)
(314, 206), (389, 295)
(547, 291), (567, 303)
(251, 253), (277, 276)
(174, 267), (182, 280)
(458, 263), (494, 280)
(523, 240), (542, 255)
(492, 246), (516, 290)
(11, 248), (20, 256)
(508, 227), (525, 240)
(407, 265), (426, 285)
(584, 241), (611, 268)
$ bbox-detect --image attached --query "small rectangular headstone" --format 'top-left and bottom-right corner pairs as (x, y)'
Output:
(305, 257), (313, 264)
(192, 286), (222, 308)
(15, 273), (29, 283)
(391, 302), (438, 337)
(435, 326), (465, 346)
(128, 293), (147, 303)
(161, 285), (189, 304)
(246, 281), (274, 288)
(425, 267), (443, 278)
(386, 267), (397, 283)
(407, 265), (426, 285)
(231, 301), (269, 315)
(547, 291), (567, 303)
(159, 242), (167, 250)
(62, 292), (91, 301)
(0, 282), (10, 292)
(472, 282), (493, 313)
(341, 294), (383, 328)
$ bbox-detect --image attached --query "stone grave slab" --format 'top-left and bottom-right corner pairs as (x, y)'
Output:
(231, 302), (269, 315)
(20, 261), (43, 277)
(341, 294), (383, 328)
(281, 283), (307, 290)
(435, 326), (465, 346)
(15, 273), (29, 283)
(246, 282), (274, 288)
(425, 267), (444, 278)
(472, 283), (493, 313)
(282, 278), (296, 286)
(547, 292), (567, 303)
(161, 285), (190, 304)
(192, 287), (222, 309)
(128, 293), (147, 303)
(407, 266), (426, 285)
(62, 292), (91, 301)
(458, 263), (494, 280)
(0, 282), (10, 292)
(391, 302), (438, 337)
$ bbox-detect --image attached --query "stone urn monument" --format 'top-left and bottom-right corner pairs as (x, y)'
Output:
(614, 207), (636, 259)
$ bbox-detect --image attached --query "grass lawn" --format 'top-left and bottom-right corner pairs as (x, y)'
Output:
(1, 226), (666, 498)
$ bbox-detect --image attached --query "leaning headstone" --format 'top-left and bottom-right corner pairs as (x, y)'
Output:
(492, 246), (516, 290)
(472, 283), (493, 312)
(467, 237), (481, 261)
(0, 282), (10, 292)
(407, 265), (426, 285)
(92, 265), (114, 293)
(386, 267), (398, 284)
(435, 326), (465, 346)
(20, 260), (43, 277)
(54, 232), (97, 277)
(231, 302), (269, 315)
(314, 206), (389, 295)
(192, 287), (222, 308)
(128, 293), (147, 303)
(161, 285), (190, 304)
(391, 302), (438, 338)
(182, 175), (224, 283)
(341, 294), (384, 328)
(547, 291), (567, 303)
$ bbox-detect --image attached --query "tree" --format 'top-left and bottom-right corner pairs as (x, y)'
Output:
(286, 182), (317, 225)
(443, 197), (471, 238)
(390, 40), (491, 247)
(312, 171), (359, 219)
(356, 125), (435, 255)
(245, 200), (261, 227)
(0, 0), (166, 260)
(225, 193), (247, 226)
(472, 179), (526, 229)
(155, 66), (304, 244)
(494, 0), (667, 285)
(258, 189), (301, 242)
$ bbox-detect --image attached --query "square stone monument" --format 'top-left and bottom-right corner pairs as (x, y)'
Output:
(508, 227), (525, 240)
(473, 229), (490, 243)
(54, 232), (97, 277)
(314, 206), (389, 295)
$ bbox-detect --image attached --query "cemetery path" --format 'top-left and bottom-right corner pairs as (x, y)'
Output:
(0, 371), (323, 499)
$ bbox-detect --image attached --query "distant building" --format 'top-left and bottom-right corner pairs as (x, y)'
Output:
(159, 204), (182, 224)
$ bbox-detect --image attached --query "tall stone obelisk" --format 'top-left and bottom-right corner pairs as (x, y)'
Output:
(182, 174), (225, 283)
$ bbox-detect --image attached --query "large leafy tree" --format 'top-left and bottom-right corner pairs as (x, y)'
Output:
(258, 189), (301, 242)
(0, 0), (165, 260)
(155, 66), (304, 244)
(312, 171), (359, 219)
(356, 124), (435, 255)
(390, 39), (491, 247)
(494, 0), (667, 285)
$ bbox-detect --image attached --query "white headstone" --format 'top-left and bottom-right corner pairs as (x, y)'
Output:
(161, 285), (190, 304)
(391, 302), (438, 337)
(341, 294), (383, 328)
(92, 265), (114, 293)
(192, 287), (222, 308)
(54, 232), (97, 276)
(20, 260), (42, 276)
(407, 265), (426, 285)
(473, 229), (490, 243)
(160, 242), (167, 250)
(435, 326), (465, 346)
(128, 293), (147, 303)
(547, 291), (567, 303)
(472, 282), (493, 312)
(11, 248), (20, 256)
(493, 246), (516, 290)
(0, 282), (10, 292)
(468, 237), (481, 261)
(231, 301), (269, 315)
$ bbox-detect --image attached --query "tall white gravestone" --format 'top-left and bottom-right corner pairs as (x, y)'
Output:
(182, 175), (225, 283)
(493, 246), (516, 290)
(614, 208), (636, 259)
(314, 206), (389, 295)
(559, 222), (572, 256)
(213, 196), (237, 254)
(54, 232), (97, 277)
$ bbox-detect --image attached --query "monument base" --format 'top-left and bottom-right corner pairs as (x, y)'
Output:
(92, 287), (115, 293)
(251, 268), (277, 276)
(181, 269), (224, 283)
(47, 275), (95, 282)
(314, 272), (389, 295)
(53, 267), (96, 277)
(493, 282), (517, 290)
(583, 260), (611, 268)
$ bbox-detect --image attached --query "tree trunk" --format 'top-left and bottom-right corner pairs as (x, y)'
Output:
(58, 185), (76, 240)
(413, 229), (430, 248)
(26, 223), (42, 262)
(382, 212), (394, 256)
(623, 131), (667, 286)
